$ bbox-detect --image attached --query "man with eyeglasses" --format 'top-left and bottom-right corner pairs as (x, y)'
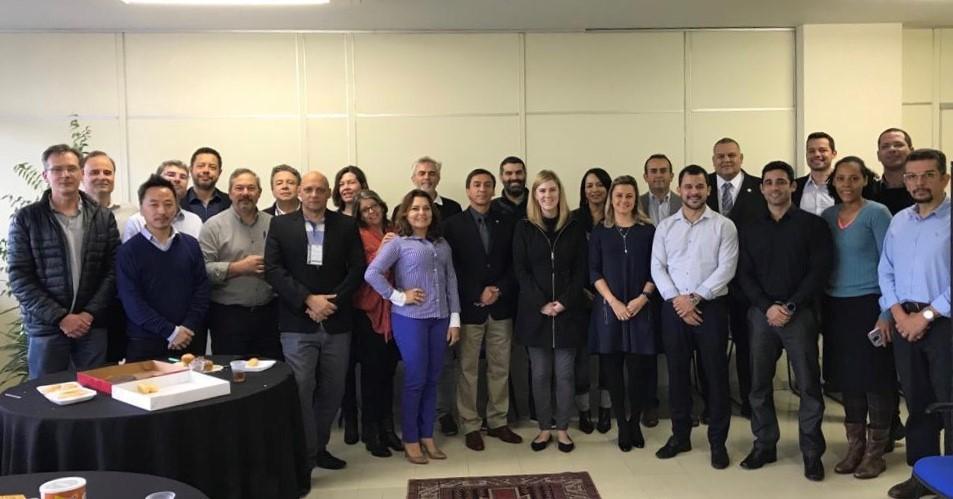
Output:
(199, 169), (280, 360)
(878, 149), (951, 499)
(8, 144), (120, 378)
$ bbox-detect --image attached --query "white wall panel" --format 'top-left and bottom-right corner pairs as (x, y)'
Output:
(525, 32), (684, 113)
(303, 34), (349, 115)
(690, 31), (795, 109)
(354, 116), (521, 207)
(125, 33), (298, 116)
(689, 110), (796, 177)
(903, 29), (935, 104)
(126, 118), (301, 207)
(306, 118), (351, 175)
(526, 113), (684, 207)
(352, 34), (520, 115)
(941, 29), (953, 103)
(0, 34), (119, 117)
(903, 104), (934, 155)
(942, 109), (953, 155)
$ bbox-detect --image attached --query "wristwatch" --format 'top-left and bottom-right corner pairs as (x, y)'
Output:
(783, 302), (797, 314)
(922, 309), (936, 322)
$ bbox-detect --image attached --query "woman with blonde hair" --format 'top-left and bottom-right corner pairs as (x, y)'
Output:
(513, 170), (589, 453)
(589, 175), (657, 452)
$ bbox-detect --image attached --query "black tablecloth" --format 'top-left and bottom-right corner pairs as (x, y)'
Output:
(0, 470), (208, 499)
(0, 357), (310, 499)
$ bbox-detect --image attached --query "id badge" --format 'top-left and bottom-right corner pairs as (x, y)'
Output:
(307, 243), (324, 266)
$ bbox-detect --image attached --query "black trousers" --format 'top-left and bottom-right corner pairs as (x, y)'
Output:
(893, 316), (952, 465)
(748, 306), (826, 458)
(727, 290), (752, 407)
(348, 313), (400, 427)
(661, 298), (731, 448)
(105, 299), (127, 363)
(207, 301), (282, 360)
(600, 352), (655, 424)
(125, 336), (174, 362)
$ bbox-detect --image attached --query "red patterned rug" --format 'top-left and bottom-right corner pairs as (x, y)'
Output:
(407, 472), (601, 499)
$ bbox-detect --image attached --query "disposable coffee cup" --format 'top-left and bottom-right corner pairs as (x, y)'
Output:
(39, 476), (86, 499)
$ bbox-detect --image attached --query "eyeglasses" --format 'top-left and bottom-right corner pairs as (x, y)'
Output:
(902, 171), (940, 183)
(47, 166), (80, 176)
(360, 204), (381, 214)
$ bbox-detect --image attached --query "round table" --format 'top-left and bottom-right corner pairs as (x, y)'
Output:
(0, 358), (310, 499)
(0, 470), (208, 499)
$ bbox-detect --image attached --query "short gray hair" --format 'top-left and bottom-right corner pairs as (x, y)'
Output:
(412, 155), (442, 173)
(228, 168), (261, 191)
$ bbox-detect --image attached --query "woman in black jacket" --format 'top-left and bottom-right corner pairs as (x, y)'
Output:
(513, 170), (588, 453)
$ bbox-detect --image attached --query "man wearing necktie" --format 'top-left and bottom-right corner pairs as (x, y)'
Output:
(706, 138), (767, 420)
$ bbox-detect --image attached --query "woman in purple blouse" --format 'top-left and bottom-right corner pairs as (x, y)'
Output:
(364, 189), (461, 464)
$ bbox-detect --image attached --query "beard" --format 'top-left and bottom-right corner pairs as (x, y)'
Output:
(504, 181), (525, 196)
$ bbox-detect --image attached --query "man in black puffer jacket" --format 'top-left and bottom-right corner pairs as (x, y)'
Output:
(8, 144), (120, 379)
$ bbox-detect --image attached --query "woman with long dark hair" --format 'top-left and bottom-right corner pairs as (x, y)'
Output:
(589, 175), (657, 452)
(820, 156), (896, 479)
(513, 170), (588, 453)
(570, 167), (614, 433)
(365, 189), (461, 464)
(332, 165), (369, 217)
(351, 190), (403, 457)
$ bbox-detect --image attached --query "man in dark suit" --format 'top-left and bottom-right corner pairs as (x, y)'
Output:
(792, 132), (837, 216)
(444, 168), (523, 451)
(264, 170), (365, 471)
(637, 153), (682, 428)
(264, 164), (301, 216)
(706, 137), (767, 418)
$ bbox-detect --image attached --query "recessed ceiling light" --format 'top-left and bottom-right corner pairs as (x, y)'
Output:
(121, 0), (329, 5)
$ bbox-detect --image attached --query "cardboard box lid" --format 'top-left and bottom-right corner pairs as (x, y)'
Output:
(77, 360), (187, 395)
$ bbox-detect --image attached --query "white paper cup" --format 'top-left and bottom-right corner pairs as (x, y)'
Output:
(39, 476), (86, 499)
(145, 492), (176, 499)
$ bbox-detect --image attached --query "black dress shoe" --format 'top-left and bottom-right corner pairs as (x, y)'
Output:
(439, 414), (459, 436)
(596, 407), (612, 433)
(887, 475), (930, 499)
(557, 437), (575, 453)
(530, 434), (552, 452)
(617, 421), (632, 452)
(315, 450), (347, 470)
(380, 429), (403, 452)
(578, 410), (594, 434)
(655, 437), (691, 459)
(630, 419), (645, 449)
(641, 407), (659, 428)
(804, 456), (825, 482)
(711, 447), (729, 469)
(739, 448), (777, 470)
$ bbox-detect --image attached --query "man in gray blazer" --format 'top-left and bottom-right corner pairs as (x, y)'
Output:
(640, 154), (683, 225)
(637, 153), (682, 428)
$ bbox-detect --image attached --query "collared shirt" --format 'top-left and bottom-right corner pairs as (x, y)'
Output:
(646, 192), (672, 226)
(199, 208), (274, 307)
(737, 206), (833, 312)
(364, 235), (461, 327)
(651, 206), (738, 301)
(110, 204), (138, 236)
(878, 196), (951, 317)
(139, 225), (179, 252)
(50, 199), (85, 310)
(799, 175), (835, 216)
(123, 209), (203, 242)
(274, 202), (300, 216)
(181, 187), (231, 222)
(716, 173), (743, 207)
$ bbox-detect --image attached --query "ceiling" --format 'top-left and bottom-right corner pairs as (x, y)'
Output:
(0, 0), (950, 32)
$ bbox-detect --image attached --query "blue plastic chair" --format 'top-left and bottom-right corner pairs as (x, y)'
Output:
(912, 402), (953, 498)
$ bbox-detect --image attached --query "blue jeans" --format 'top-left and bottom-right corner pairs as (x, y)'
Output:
(392, 314), (449, 443)
(27, 327), (107, 379)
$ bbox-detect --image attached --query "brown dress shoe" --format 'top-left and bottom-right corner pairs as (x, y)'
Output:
(465, 431), (485, 451)
(487, 426), (524, 444)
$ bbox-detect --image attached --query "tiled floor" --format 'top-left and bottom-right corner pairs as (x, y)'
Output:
(306, 391), (922, 498)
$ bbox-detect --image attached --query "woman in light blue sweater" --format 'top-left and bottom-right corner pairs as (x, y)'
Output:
(820, 156), (896, 480)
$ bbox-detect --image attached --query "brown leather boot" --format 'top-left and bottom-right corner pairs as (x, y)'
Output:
(854, 427), (889, 479)
(834, 422), (866, 474)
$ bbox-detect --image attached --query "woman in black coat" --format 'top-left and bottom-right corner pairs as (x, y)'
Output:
(513, 169), (588, 453)
(569, 167), (614, 434)
(589, 175), (657, 452)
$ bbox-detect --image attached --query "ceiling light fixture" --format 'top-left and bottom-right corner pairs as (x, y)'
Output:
(121, 0), (329, 5)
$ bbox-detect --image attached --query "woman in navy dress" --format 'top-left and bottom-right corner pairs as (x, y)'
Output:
(589, 175), (657, 452)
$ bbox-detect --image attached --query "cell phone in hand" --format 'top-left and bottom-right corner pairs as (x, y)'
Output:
(867, 328), (885, 348)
